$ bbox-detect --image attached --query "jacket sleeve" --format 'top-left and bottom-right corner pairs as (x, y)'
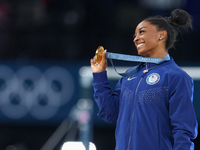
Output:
(92, 71), (121, 123)
(169, 73), (198, 150)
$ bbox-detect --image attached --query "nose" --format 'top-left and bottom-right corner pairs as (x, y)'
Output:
(133, 34), (139, 43)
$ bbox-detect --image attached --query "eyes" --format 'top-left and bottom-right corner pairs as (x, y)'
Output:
(139, 30), (145, 34)
(133, 30), (145, 39)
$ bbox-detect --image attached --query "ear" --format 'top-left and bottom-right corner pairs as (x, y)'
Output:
(159, 30), (167, 41)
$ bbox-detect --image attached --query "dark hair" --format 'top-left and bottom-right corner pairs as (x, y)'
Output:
(144, 9), (192, 49)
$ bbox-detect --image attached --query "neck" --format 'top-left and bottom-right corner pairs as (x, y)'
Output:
(145, 49), (168, 59)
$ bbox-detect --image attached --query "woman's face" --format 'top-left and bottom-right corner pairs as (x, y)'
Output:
(133, 21), (163, 57)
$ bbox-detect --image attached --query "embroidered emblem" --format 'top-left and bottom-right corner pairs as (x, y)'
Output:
(146, 73), (160, 85)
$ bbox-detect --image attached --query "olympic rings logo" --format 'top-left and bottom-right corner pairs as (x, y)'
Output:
(0, 65), (75, 120)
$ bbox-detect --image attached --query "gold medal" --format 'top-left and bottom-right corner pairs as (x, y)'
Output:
(95, 46), (104, 63)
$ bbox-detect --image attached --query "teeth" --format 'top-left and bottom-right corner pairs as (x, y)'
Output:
(137, 43), (144, 48)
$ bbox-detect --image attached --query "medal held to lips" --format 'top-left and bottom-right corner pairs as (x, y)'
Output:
(95, 46), (104, 63)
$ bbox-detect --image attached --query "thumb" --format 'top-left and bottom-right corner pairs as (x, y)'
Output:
(102, 49), (107, 61)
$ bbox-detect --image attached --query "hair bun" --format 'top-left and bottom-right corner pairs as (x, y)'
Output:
(168, 9), (192, 29)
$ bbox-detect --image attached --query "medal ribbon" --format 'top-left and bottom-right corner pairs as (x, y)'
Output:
(106, 52), (170, 77)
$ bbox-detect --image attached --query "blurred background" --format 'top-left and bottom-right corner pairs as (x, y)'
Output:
(0, 0), (199, 150)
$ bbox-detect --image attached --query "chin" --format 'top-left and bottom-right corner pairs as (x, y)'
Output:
(137, 49), (149, 57)
(137, 50), (145, 56)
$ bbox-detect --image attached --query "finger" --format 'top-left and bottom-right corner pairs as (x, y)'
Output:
(90, 58), (95, 65)
(90, 58), (93, 65)
(102, 49), (107, 60)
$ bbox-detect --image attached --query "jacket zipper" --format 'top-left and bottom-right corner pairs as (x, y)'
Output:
(127, 73), (146, 150)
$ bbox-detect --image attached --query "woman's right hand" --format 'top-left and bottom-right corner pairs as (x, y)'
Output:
(90, 50), (107, 73)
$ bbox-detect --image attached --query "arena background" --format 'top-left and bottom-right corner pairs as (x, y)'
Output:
(0, 0), (199, 150)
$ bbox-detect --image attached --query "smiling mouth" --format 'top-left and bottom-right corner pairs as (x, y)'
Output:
(137, 43), (144, 48)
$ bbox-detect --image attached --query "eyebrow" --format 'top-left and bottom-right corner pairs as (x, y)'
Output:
(139, 27), (147, 30)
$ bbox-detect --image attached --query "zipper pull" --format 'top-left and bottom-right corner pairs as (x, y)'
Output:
(141, 70), (149, 78)
(143, 69), (148, 73)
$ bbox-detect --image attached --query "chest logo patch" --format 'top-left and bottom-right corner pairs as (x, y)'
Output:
(146, 73), (160, 85)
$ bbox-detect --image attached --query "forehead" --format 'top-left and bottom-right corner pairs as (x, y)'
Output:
(135, 20), (157, 32)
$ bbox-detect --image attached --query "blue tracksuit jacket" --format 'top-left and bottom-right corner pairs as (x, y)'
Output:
(92, 57), (198, 150)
